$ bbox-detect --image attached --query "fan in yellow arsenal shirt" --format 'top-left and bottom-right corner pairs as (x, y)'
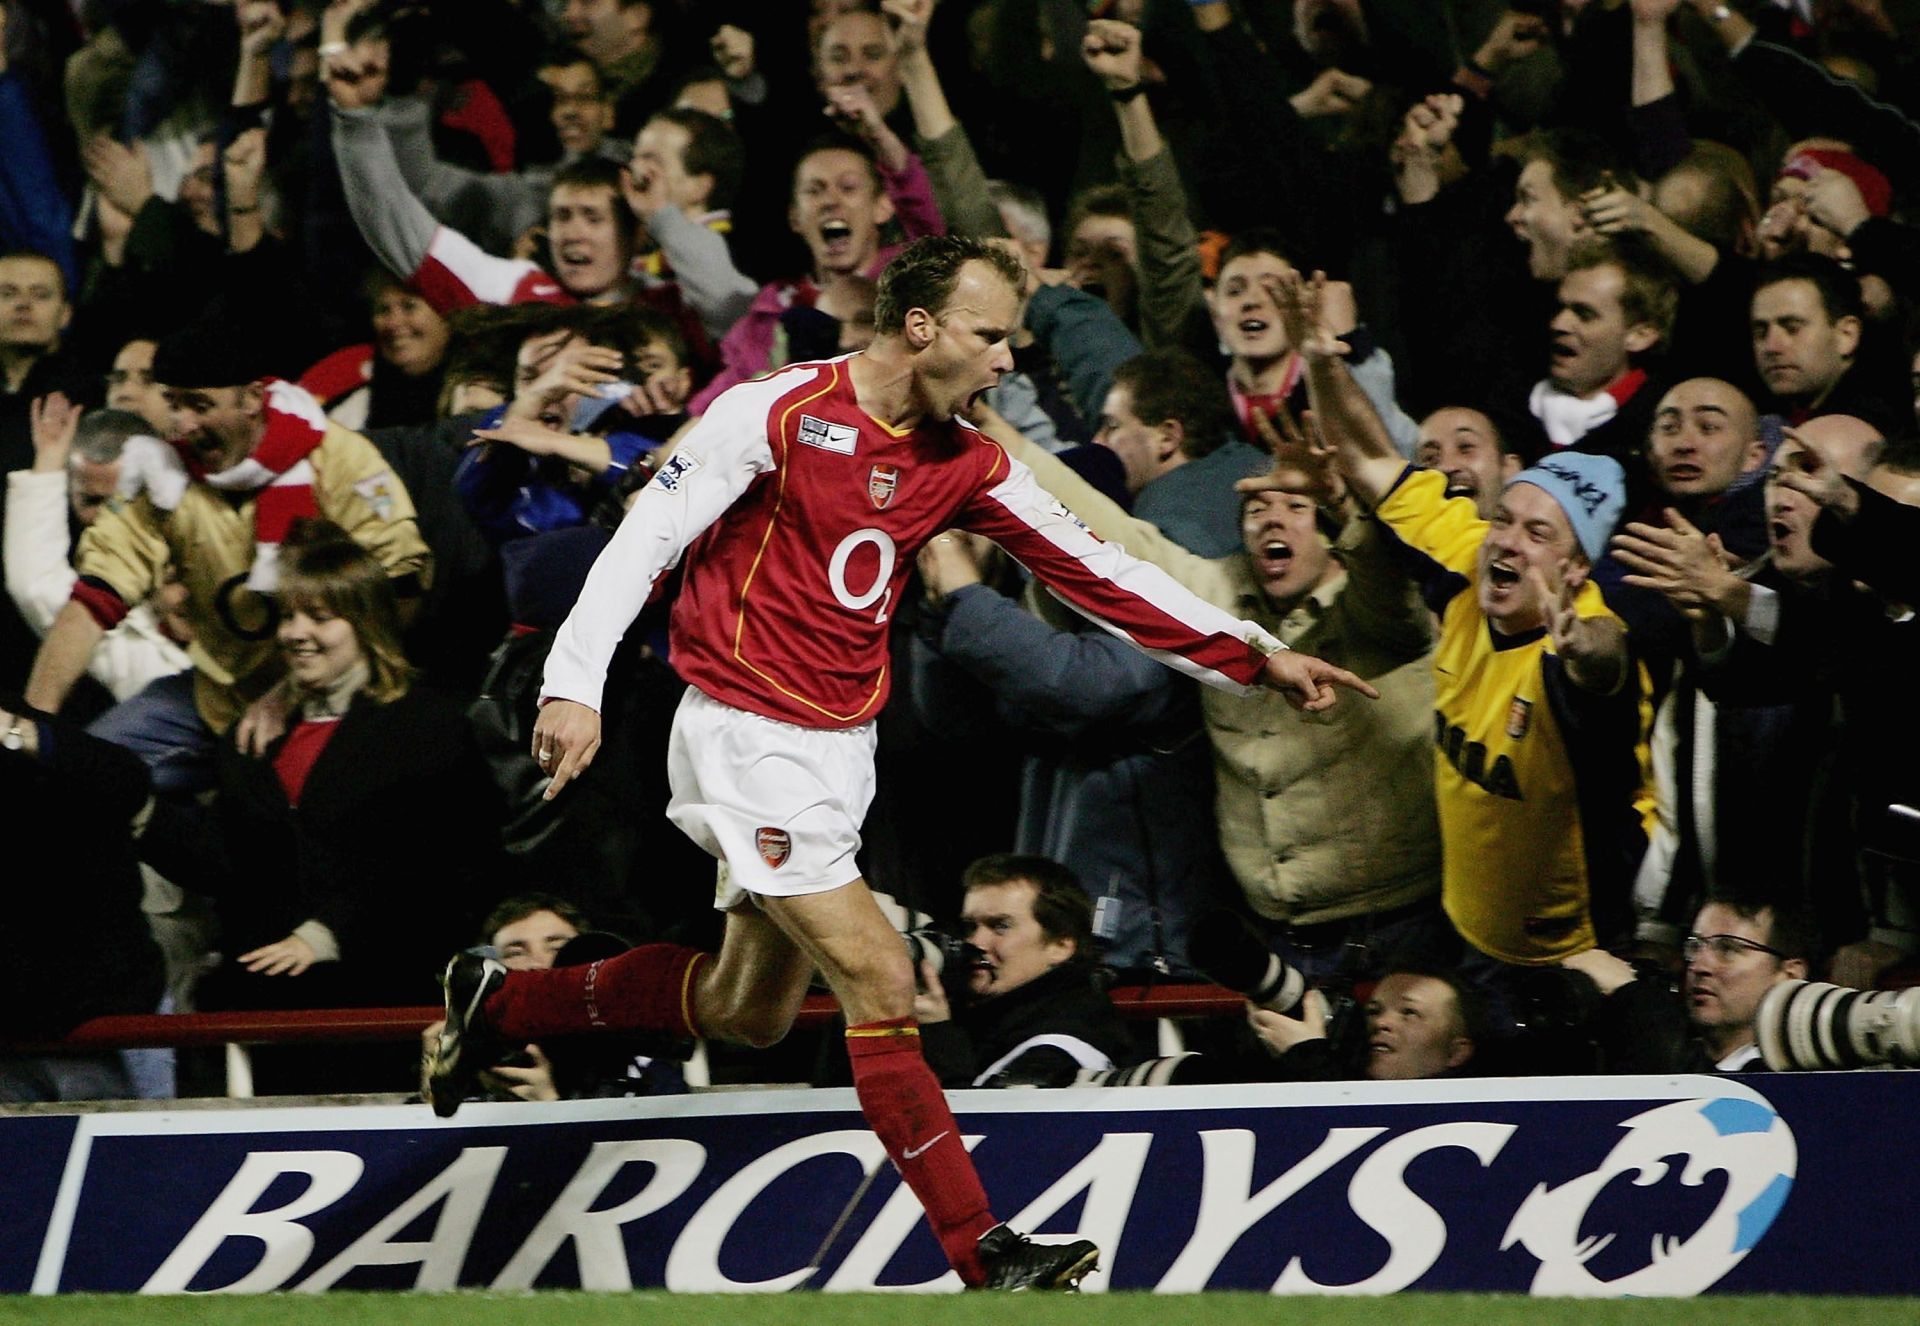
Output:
(1253, 269), (1653, 971)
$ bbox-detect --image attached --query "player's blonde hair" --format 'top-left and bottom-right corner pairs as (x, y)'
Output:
(874, 235), (1026, 336)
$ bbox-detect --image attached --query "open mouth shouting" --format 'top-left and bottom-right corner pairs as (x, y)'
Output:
(817, 218), (855, 262)
(1255, 534), (1295, 580)
(1485, 559), (1523, 595)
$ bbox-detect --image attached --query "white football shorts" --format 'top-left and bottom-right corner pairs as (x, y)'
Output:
(666, 685), (879, 908)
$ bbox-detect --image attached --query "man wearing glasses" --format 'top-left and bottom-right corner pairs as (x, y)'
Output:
(1683, 900), (1811, 1071)
(1567, 897), (1812, 1072)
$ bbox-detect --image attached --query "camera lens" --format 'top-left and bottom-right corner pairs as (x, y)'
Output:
(1187, 910), (1306, 1014)
(1757, 979), (1920, 1070)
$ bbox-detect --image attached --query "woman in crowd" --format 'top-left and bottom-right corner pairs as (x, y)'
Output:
(300, 271), (454, 431)
(148, 521), (504, 1089)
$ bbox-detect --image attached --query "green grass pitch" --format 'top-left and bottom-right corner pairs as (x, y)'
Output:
(3, 1295), (1915, 1326)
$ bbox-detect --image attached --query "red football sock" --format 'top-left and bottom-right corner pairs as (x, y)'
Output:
(845, 1017), (997, 1286)
(483, 944), (707, 1041)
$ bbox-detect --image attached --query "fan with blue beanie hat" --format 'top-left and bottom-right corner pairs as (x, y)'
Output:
(1505, 452), (1628, 563)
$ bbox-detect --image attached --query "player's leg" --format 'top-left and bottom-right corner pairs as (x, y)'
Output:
(759, 878), (999, 1284)
(761, 882), (1100, 1290)
(464, 903), (810, 1047)
(426, 691), (812, 1108)
(758, 877), (915, 1022)
(686, 900), (815, 1047)
(425, 895), (818, 1117)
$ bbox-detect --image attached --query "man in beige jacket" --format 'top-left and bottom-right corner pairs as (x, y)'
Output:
(973, 400), (1444, 980)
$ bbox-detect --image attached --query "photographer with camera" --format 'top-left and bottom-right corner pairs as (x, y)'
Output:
(1543, 898), (1814, 1074)
(1680, 900), (1811, 1071)
(904, 854), (1139, 1089)
(1189, 909), (1482, 1081)
(1245, 966), (1484, 1083)
(1093, 909), (1483, 1086)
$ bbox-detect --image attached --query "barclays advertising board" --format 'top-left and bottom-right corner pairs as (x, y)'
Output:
(4, 1074), (1915, 1296)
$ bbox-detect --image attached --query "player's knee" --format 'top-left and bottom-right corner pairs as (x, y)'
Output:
(730, 1009), (795, 1049)
(705, 1001), (796, 1049)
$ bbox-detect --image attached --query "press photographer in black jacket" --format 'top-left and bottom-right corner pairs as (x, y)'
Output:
(911, 855), (1141, 1088)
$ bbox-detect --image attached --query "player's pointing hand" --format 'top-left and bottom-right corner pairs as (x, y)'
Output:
(1259, 648), (1379, 712)
(531, 698), (602, 800)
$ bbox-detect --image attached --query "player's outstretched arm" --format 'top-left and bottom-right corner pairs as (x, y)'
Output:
(531, 698), (602, 800)
(1259, 647), (1381, 712)
(540, 378), (780, 720)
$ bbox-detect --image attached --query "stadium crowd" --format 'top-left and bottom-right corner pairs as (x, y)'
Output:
(4, 0), (1920, 1102)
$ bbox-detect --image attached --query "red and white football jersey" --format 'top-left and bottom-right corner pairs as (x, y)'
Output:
(543, 357), (1283, 728)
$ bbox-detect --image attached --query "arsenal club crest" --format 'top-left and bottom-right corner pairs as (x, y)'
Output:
(868, 464), (899, 510)
(756, 827), (792, 869)
(1506, 696), (1533, 740)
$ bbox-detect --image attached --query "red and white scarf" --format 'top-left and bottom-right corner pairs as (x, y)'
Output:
(116, 379), (330, 591)
(1228, 355), (1307, 446)
(1528, 368), (1647, 448)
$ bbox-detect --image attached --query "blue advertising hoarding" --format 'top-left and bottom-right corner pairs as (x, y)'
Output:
(4, 1073), (1915, 1296)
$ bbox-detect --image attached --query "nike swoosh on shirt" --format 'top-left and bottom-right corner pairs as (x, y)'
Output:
(903, 1130), (951, 1160)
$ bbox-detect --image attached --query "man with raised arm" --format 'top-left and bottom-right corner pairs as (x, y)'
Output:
(1265, 268), (1651, 1001)
(426, 236), (1373, 1291)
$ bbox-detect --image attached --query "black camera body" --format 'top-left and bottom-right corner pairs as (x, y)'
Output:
(904, 928), (982, 999)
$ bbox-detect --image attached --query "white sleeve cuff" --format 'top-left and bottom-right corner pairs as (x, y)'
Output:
(294, 920), (341, 963)
(1742, 582), (1781, 645)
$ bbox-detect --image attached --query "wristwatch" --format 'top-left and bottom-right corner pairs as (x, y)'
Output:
(2, 717), (25, 752)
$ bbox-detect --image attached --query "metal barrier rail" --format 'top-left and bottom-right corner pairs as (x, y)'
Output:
(19, 983), (1248, 1052)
